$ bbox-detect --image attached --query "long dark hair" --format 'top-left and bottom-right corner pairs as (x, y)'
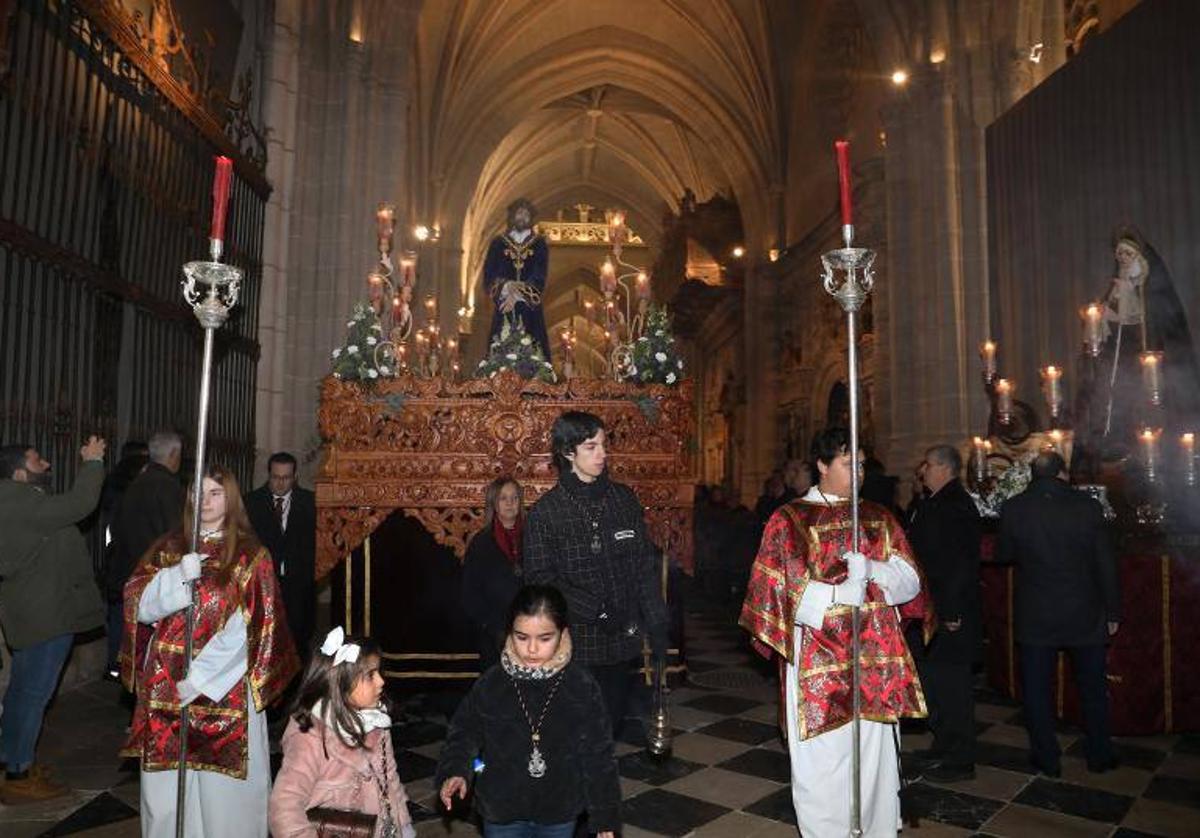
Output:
(481, 475), (524, 528)
(291, 633), (386, 752)
(505, 585), (570, 634)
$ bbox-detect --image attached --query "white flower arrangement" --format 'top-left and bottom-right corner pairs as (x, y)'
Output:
(474, 315), (557, 383)
(330, 302), (394, 381)
(625, 305), (685, 386)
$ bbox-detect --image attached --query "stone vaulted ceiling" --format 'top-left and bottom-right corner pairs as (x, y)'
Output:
(409, 0), (784, 316)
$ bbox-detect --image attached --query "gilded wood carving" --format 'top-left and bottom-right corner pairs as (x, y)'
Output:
(316, 370), (696, 577)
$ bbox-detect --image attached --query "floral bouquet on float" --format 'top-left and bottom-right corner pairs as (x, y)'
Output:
(970, 457), (1030, 518)
(475, 315), (557, 383)
(330, 302), (392, 381)
(626, 305), (685, 385)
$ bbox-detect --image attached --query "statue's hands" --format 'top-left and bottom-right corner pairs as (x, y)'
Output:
(499, 281), (517, 313)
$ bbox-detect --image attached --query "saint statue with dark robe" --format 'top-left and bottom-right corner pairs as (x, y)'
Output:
(483, 198), (551, 360)
(1095, 226), (1200, 453)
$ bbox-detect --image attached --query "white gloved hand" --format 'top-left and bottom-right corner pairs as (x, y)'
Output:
(843, 550), (868, 582)
(179, 552), (204, 582)
(833, 580), (866, 608)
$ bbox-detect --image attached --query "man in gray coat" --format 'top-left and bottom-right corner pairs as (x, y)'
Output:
(0, 436), (106, 803)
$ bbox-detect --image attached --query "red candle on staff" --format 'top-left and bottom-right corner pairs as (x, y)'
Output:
(834, 140), (853, 227)
(210, 156), (233, 242)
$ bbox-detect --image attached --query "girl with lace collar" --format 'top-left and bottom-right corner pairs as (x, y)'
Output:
(436, 586), (621, 838)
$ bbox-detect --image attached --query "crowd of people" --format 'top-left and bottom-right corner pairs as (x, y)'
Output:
(0, 413), (1122, 837)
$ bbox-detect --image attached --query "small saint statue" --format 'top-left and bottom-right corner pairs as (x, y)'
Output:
(483, 198), (551, 360)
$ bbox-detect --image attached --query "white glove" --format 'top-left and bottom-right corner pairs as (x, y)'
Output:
(843, 551), (868, 582)
(180, 552), (203, 582)
(833, 580), (866, 608)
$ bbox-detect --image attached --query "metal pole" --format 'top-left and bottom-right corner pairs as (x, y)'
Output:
(175, 322), (216, 838)
(846, 304), (863, 838)
(175, 237), (242, 838)
(821, 222), (875, 838)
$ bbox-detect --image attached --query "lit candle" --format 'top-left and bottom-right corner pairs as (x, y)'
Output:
(1140, 351), (1164, 405)
(376, 202), (396, 241)
(210, 156), (233, 242)
(1182, 433), (1196, 486)
(834, 140), (852, 226)
(457, 306), (471, 334)
(1048, 429), (1064, 454)
(995, 378), (1014, 424)
(583, 299), (596, 323)
(600, 258), (617, 294)
(1140, 427), (1161, 482)
(980, 340), (997, 381)
(971, 436), (988, 483)
(1081, 303), (1104, 357)
(1040, 365), (1063, 421)
(424, 295), (438, 322)
(636, 271), (651, 301)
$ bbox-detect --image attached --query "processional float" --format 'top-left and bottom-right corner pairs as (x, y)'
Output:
(822, 139), (876, 837)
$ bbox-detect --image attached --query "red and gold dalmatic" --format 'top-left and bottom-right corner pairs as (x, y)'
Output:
(119, 536), (299, 778)
(740, 498), (935, 740)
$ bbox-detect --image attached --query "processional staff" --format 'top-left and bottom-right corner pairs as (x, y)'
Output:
(175, 156), (243, 838)
(821, 139), (876, 837)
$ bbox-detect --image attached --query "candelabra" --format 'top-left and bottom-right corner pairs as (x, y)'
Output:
(368, 202), (423, 375)
(822, 159), (875, 835)
(175, 158), (243, 838)
(597, 210), (653, 379)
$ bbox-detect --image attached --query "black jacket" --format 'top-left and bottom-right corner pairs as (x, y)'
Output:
(999, 477), (1120, 647)
(108, 463), (184, 598)
(435, 661), (621, 832)
(524, 472), (669, 665)
(461, 526), (522, 667)
(907, 478), (982, 662)
(244, 485), (317, 656)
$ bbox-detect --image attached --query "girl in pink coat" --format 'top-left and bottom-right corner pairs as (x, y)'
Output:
(269, 627), (415, 838)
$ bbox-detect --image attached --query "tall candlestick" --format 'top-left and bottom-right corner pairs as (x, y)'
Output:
(1140, 351), (1164, 405)
(834, 140), (853, 227)
(971, 436), (989, 483)
(995, 378), (1013, 424)
(1040, 364), (1063, 423)
(1081, 303), (1104, 357)
(980, 340), (997, 382)
(210, 156), (233, 242)
(398, 251), (417, 285)
(457, 306), (472, 335)
(1141, 427), (1161, 482)
(424, 294), (438, 323)
(1182, 433), (1196, 487)
(583, 299), (596, 324)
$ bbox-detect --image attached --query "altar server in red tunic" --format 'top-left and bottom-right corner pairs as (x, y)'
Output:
(741, 427), (934, 837)
(120, 464), (299, 838)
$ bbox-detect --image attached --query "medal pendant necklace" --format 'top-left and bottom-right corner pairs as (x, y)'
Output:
(567, 482), (609, 556)
(512, 672), (564, 778)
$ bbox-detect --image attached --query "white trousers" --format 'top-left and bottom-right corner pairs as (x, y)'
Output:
(786, 627), (902, 837)
(140, 686), (269, 838)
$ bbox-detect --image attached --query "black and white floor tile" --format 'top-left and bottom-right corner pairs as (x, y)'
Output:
(5, 597), (1200, 837)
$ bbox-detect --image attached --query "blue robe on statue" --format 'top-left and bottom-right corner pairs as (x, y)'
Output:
(483, 232), (551, 361)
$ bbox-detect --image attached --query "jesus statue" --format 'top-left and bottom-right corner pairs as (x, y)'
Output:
(483, 198), (551, 360)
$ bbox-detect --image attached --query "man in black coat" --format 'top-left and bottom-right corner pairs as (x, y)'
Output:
(999, 451), (1120, 776)
(908, 444), (982, 781)
(244, 452), (317, 660)
(524, 411), (670, 736)
(108, 432), (184, 675)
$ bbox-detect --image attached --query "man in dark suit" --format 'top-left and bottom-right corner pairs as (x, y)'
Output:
(1000, 451), (1120, 776)
(244, 451), (316, 660)
(908, 444), (982, 782)
(108, 431), (185, 677)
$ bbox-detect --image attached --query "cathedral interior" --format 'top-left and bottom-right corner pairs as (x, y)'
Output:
(2, 0), (1200, 836)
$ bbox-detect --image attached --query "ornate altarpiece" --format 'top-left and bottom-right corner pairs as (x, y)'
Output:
(315, 371), (696, 578)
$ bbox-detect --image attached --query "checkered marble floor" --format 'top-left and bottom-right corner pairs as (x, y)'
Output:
(5, 599), (1200, 837)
